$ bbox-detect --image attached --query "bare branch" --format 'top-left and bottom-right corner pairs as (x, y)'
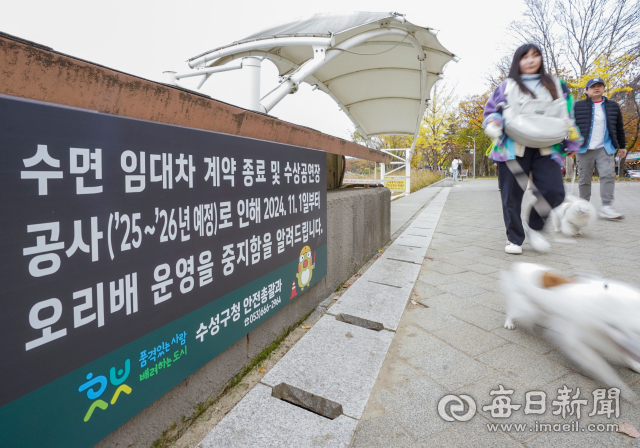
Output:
(510, 0), (640, 78)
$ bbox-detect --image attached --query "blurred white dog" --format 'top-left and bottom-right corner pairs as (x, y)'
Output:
(501, 263), (640, 402)
(550, 195), (596, 236)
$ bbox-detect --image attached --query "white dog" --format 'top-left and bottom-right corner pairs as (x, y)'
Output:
(502, 263), (640, 402)
(550, 195), (596, 236)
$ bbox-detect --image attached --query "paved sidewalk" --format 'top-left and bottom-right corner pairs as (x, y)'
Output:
(390, 185), (443, 235)
(351, 179), (640, 447)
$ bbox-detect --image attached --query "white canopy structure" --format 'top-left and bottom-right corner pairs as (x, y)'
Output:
(166, 11), (457, 153)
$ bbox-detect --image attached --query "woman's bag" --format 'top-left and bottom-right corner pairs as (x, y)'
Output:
(502, 77), (569, 148)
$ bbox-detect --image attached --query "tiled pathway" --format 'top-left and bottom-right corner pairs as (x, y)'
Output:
(351, 180), (640, 447)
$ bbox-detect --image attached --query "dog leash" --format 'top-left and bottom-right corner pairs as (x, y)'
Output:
(505, 159), (553, 217)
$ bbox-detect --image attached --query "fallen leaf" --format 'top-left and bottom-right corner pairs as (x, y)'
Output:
(410, 299), (418, 305)
(301, 325), (312, 329)
(333, 296), (339, 300)
(259, 368), (265, 373)
(378, 250), (384, 253)
(618, 422), (640, 438)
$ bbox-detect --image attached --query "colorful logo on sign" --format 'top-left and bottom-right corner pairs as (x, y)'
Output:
(78, 359), (132, 422)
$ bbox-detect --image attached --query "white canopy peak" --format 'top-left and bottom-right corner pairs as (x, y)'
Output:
(165, 11), (458, 153)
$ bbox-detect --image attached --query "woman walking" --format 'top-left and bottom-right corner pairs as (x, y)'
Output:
(483, 44), (582, 254)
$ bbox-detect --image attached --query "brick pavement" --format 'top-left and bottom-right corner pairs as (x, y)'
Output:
(351, 179), (640, 447)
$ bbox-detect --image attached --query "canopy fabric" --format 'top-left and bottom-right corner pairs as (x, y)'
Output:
(189, 12), (456, 142)
(226, 11), (394, 46)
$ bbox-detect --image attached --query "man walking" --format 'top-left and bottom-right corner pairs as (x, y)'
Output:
(451, 156), (459, 182)
(574, 78), (627, 219)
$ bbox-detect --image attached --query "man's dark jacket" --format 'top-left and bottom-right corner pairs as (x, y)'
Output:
(574, 96), (626, 150)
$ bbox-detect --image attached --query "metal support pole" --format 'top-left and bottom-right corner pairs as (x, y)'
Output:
(380, 162), (385, 184)
(405, 149), (411, 195)
(243, 57), (262, 112)
(260, 28), (423, 113)
(163, 71), (178, 86)
(174, 60), (243, 80)
(468, 136), (476, 179)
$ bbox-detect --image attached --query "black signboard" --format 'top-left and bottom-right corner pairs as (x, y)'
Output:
(0, 95), (327, 447)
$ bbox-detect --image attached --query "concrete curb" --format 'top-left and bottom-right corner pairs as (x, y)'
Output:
(198, 188), (452, 447)
(427, 178), (449, 188)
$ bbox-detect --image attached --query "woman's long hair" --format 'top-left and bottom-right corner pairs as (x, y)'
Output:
(508, 44), (558, 100)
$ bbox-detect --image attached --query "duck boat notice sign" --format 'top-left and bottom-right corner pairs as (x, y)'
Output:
(384, 177), (406, 192)
(0, 95), (327, 447)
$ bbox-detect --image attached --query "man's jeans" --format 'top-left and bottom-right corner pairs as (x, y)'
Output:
(577, 147), (615, 206)
(452, 169), (458, 181)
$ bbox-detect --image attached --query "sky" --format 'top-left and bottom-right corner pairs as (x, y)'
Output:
(1, 0), (526, 141)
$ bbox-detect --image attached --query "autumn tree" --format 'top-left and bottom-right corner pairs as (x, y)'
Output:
(455, 91), (499, 176)
(618, 67), (640, 153)
(414, 80), (459, 169)
(507, 0), (640, 172)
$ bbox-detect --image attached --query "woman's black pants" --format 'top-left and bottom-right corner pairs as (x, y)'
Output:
(497, 148), (565, 246)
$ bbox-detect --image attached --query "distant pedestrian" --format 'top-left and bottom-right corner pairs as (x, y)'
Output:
(451, 157), (460, 182)
(574, 77), (627, 219)
(457, 157), (463, 180)
(483, 44), (582, 254)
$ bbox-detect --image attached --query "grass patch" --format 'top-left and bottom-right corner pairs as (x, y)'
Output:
(410, 170), (441, 193)
(343, 169), (440, 194)
(151, 309), (314, 448)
